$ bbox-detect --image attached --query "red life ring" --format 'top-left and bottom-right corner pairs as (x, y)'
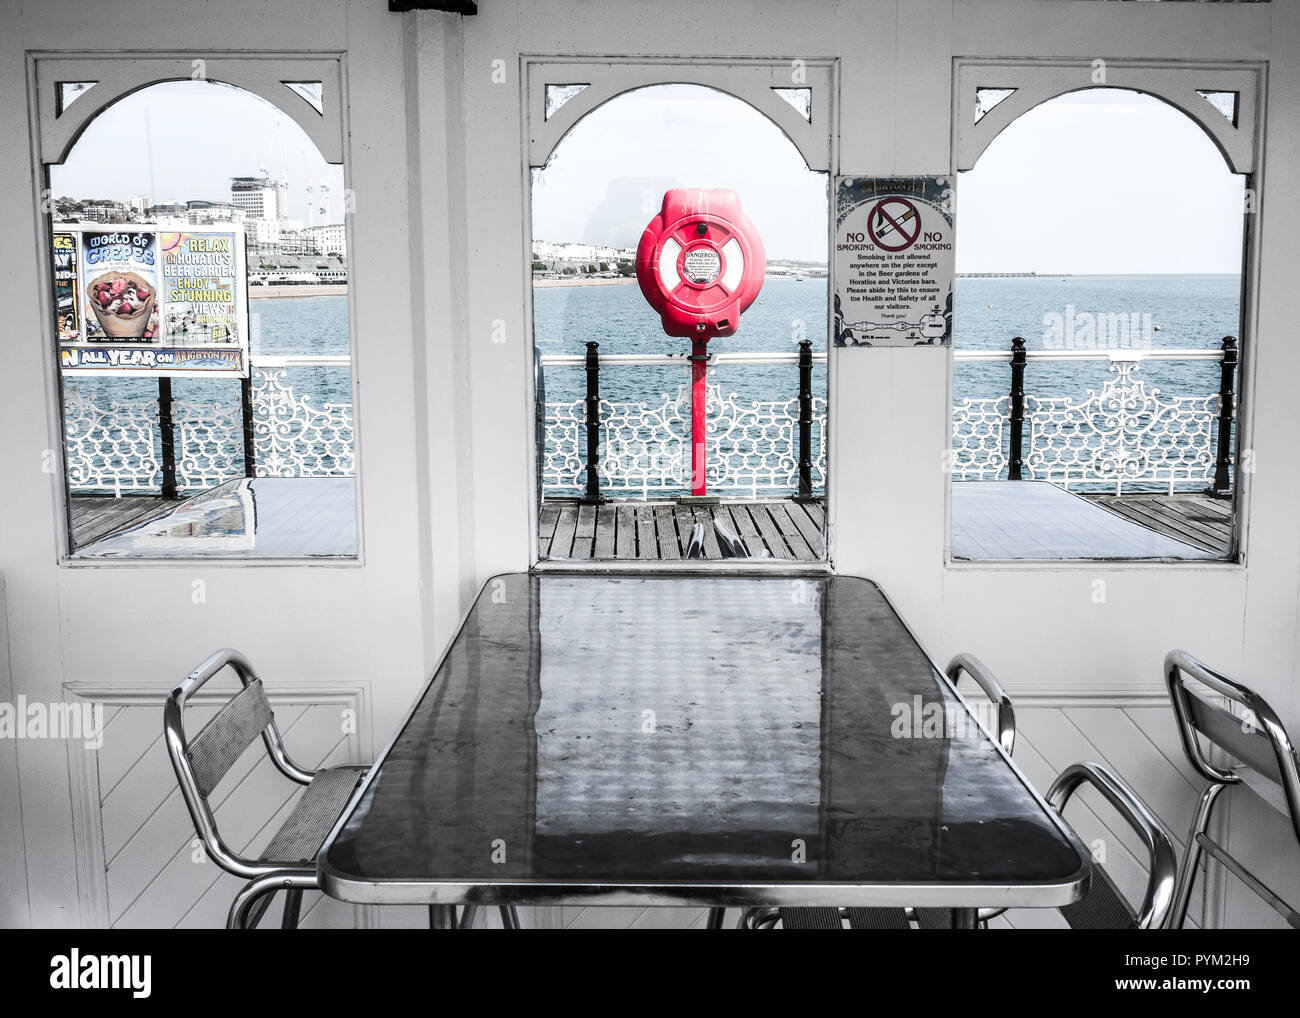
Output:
(635, 188), (766, 341)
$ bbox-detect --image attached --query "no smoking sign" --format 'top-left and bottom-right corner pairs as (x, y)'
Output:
(867, 197), (921, 252)
(833, 176), (954, 347)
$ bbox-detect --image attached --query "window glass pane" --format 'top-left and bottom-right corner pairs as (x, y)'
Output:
(49, 79), (356, 559)
(952, 88), (1243, 561)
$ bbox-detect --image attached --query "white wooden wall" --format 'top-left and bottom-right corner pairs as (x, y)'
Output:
(2, 0), (1298, 931)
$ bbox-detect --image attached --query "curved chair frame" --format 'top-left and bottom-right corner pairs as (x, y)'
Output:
(166, 648), (360, 929)
(1164, 650), (1300, 929)
(1047, 762), (1176, 930)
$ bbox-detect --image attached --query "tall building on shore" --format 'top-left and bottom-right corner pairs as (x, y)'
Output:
(230, 174), (279, 221)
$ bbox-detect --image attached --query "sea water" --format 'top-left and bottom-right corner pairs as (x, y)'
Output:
(64, 276), (1241, 491)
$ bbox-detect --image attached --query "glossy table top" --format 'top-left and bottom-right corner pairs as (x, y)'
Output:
(320, 573), (1090, 908)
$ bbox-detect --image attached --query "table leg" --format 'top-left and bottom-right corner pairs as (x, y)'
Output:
(429, 904), (457, 929)
(950, 908), (977, 929)
(706, 907), (726, 929)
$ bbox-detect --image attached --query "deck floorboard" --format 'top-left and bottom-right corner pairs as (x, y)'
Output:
(70, 495), (182, 548)
(541, 499), (826, 561)
(1083, 493), (1232, 556)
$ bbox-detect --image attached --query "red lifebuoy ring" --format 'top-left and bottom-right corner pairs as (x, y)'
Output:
(635, 188), (766, 340)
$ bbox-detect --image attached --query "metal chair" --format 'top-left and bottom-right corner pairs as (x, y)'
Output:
(1047, 762), (1176, 929)
(758, 654), (1016, 931)
(713, 517), (751, 558)
(165, 648), (371, 929)
(685, 522), (706, 559)
(686, 517), (753, 562)
(744, 761), (1174, 930)
(1164, 650), (1300, 928)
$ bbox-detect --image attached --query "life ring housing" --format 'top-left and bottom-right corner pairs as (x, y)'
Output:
(635, 188), (766, 341)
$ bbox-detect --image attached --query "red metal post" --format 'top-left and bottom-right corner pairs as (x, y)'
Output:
(691, 337), (708, 496)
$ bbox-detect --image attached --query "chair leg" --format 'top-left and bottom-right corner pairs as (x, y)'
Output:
(499, 905), (520, 929)
(228, 872), (316, 930)
(458, 905), (480, 929)
(429, 904), (457, 929)
(1170, 781), (1226, 929)
(706, 907), (725, 929)
(281, 888), (303, 930)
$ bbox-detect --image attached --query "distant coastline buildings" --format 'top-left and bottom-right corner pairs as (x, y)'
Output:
(50, 168), (348, 267)
(530, 239), (825, 279)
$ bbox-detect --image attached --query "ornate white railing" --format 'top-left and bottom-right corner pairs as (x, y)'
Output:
(65, 355), (354, 494)
(64, 390), (162, 492)
(541, 352), (828, 498)
(65, 346), (1232, 499)
(950, 349), (1231, 494)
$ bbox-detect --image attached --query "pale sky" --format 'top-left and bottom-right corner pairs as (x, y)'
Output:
(957, 88), (1245, 274)
(51, 81), (1245, 273)
(49, 80), (345, 224)
(533, 84), (830, 261)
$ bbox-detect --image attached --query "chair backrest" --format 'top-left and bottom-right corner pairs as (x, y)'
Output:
(164, 648), (311, 878)
(1165, 650), (1300, 843)
(1048, 762), (1176, 930)
(946, 653), (1015, 757)
(713, 517), (750, 559)
(685, 522), (706, 559)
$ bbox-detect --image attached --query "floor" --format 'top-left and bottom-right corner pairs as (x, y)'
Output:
(72, 477), (357, 559)
(71, 495), (179, 549)
(540, 499), (825, 560)
(72, 483), (1231, 562)
(1083, 491), (1232, 557)
(950, 481), (1222, 561)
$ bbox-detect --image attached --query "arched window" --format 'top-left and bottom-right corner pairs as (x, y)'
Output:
(528, 71), (831, 563)
(950, 75), (1254, 563)
(42, 71), (357, 560)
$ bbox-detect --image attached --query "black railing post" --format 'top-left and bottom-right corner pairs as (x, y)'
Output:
(1007, 336), (1026, 481)
(240, 374), (257, 478)
(1212, 335), (1238, 496)
(794, 339), (814, 502)
(157, 377), (177, 500)
(534, 346), (546, 510)
(581, 341), (605, 504)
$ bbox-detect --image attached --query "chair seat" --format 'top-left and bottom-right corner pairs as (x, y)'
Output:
(260, 765), (367, 865)
(1237, 764), (1291, 818)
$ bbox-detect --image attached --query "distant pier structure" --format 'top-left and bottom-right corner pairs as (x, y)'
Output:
(956, 271), (1071, 278)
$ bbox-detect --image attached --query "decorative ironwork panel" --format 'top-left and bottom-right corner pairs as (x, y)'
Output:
(174, 399), (244, 491)
(543, 381), (827, 498)
(1024, 362), (1223, 494)
(951, 396), (1009, 480)
(63, 388), (161, 493)
(251, 368), (354, 478)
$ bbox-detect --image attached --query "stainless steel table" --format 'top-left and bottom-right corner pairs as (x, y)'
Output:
(319, 573), (1091, 922)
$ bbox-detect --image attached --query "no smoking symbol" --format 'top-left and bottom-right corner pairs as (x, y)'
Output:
(868, 197), (921, 252)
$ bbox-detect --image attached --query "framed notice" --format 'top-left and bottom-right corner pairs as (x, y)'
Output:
(55, 224), (250, 377)
(833, 176), (954, 347)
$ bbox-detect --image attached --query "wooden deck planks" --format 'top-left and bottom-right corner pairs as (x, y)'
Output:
(537, 502), (561, 558)
(614, 505), (637, 559)
(654, 506), (682, 560)
(1084, 493), (1232, 556)
(70, 495), (181, 548)
(593, 505), (617, 559)
(538, 500), (827, 562)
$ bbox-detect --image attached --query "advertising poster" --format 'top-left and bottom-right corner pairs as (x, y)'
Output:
(80, 229), (160, 343)
(833, 176), (954, 347)
(57, 224), (250, 377)
(160, 231), (242, 346)
(52, 232), (80, 342)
